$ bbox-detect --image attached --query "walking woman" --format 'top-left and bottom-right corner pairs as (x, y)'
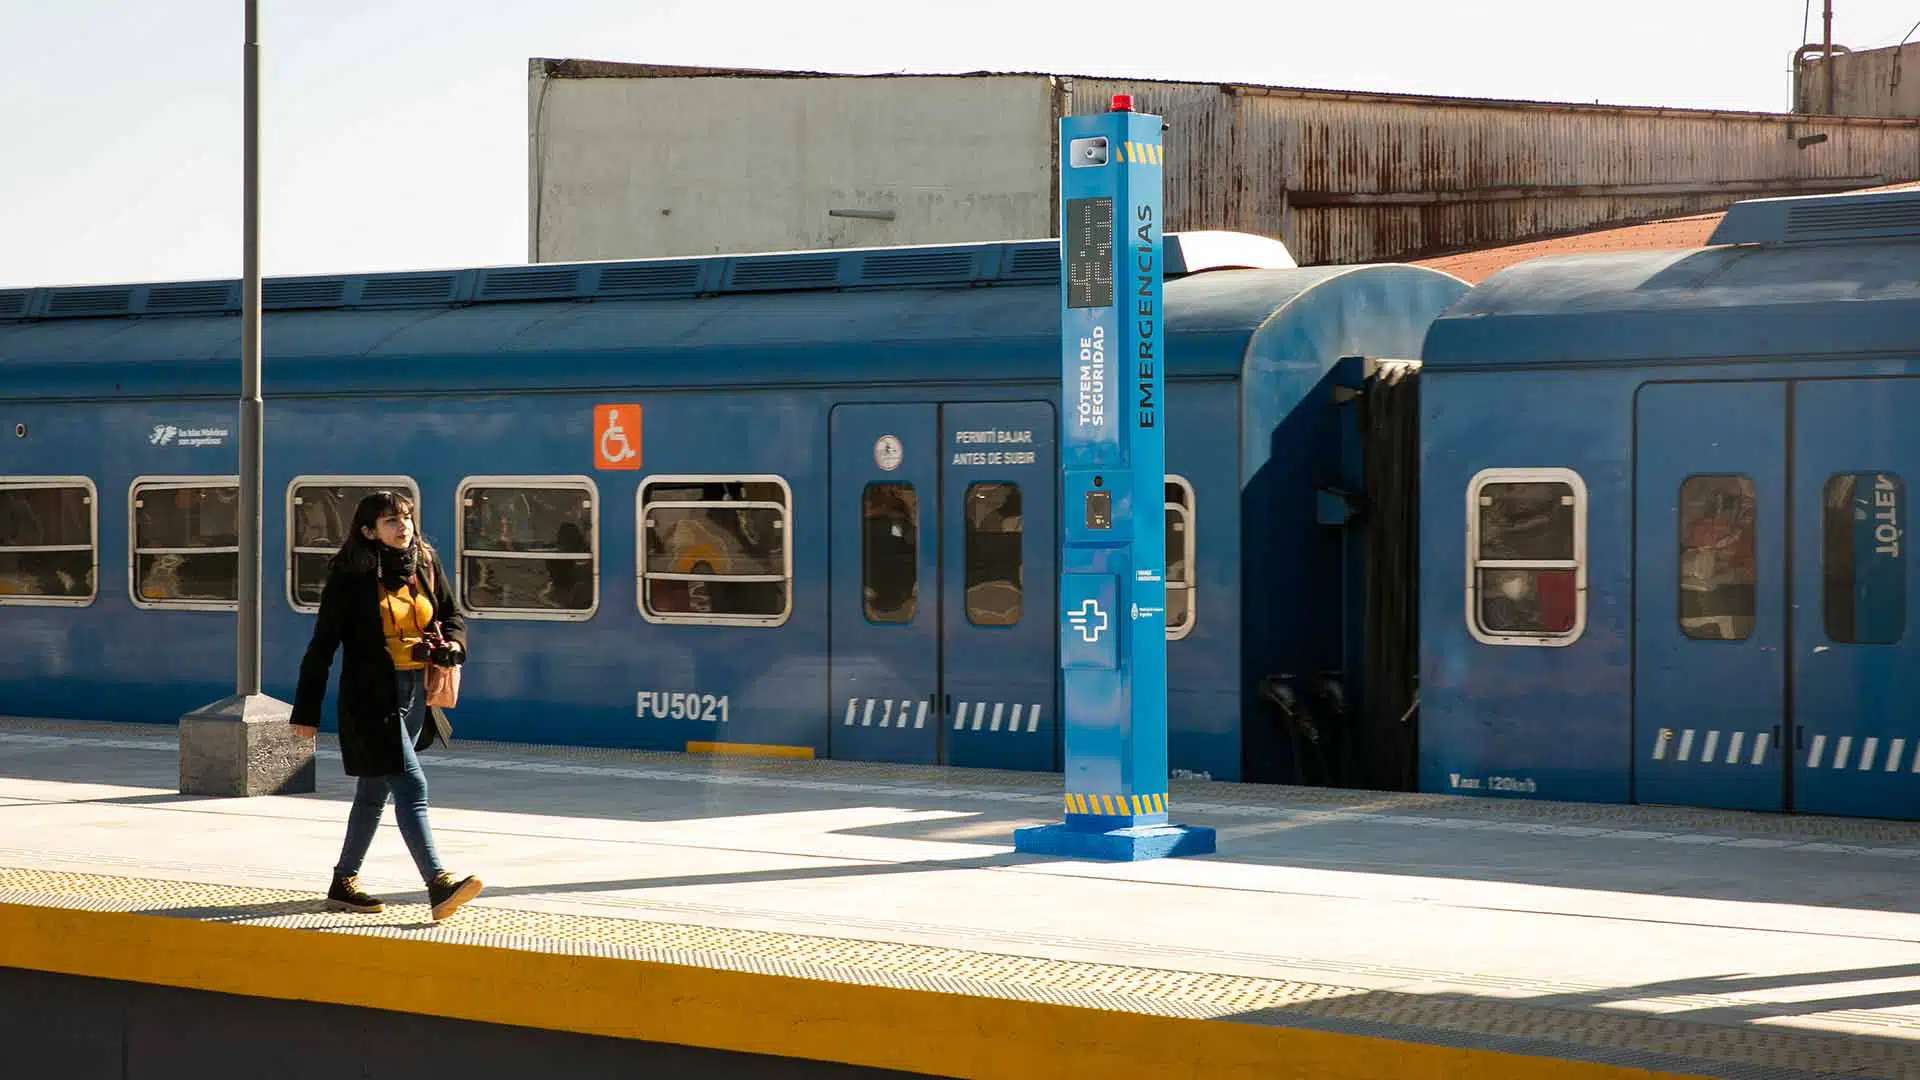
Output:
(289, 490), (483, 921)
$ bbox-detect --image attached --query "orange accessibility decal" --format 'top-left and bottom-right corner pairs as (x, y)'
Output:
(594, 404), (642, 470)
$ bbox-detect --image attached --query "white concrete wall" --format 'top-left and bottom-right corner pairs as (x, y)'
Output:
(530, 74), (1058, 261)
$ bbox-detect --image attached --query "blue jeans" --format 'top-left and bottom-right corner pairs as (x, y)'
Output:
(333, 669), (446, 884)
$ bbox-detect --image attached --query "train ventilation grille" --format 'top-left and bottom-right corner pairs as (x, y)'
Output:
(1785, 200), (1920, 240)
(727, 257), (840, 291)
(858, 251), (974, 284)
(0, 291), (28, 318)
(360, 275), (458, 303)
(597, 263), (702, 295)
(264, 280), (348, 308)
(147, 285), (232, 311)
(480, 268), (582, 299)
(1711, 189), (1920, 245)
(1004, 246), (1061, 279)
(46, 288), (134, 317)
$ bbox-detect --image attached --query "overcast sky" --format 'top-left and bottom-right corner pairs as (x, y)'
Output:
(3, 0), (1915, 286)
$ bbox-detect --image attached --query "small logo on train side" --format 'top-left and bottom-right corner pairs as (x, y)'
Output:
(149, 423), (228, 448)
(874, 435), (903, 472)
(594, 405), (642, 470)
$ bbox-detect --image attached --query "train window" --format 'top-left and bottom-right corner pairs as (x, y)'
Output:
(965, 482), (1022, 626)
(0, 478), (97, 606)
(286, 477), (420, 613)
(862, 483), (918, 623)
(1678, 475), (1757, 641)
(1166, 475), (1196, 639)
(639, 475), (791, 627)
(1823, 472), (1905, 645)
(457, 477), (598, 620)
(1466, 468), (1587, 646)
(130, 478), (240, 610)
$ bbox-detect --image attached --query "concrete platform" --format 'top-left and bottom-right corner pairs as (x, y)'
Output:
(4, 715), (1920, 1079)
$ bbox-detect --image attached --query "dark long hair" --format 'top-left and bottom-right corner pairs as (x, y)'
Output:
(330, 490), (436, 576)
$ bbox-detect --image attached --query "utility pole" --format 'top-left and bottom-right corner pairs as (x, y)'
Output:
(1824, 0), (1836, 113)
(178, 0), (312, 797)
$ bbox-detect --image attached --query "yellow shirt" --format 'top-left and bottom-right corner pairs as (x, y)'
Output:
(379, 583), (435, 671)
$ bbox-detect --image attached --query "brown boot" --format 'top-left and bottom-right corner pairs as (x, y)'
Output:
(325, 873), (384, 914)
(427, 871), (482, 921)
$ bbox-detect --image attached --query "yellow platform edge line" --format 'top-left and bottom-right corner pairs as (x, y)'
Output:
(0, 902), (1718, 1080)
(684, 740), (814, 760)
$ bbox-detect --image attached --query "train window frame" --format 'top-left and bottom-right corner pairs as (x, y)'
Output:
(1821, 471), (1906, 646)
(1464, 467), (1588, 647)
(861, 481), (919, 625)
(285, 475), (421, 614)
(455, 475), (601, 622)
(1166, 474), (1196, 640)
(636, 473), (793, 629)
(0, 476), (99, 608)
(1676, 473), (1758, 642)
(963, 480), (1025, 627)
(128, 475), (242, 613)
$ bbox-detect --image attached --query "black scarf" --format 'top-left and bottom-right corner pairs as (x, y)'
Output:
(378, 544), (418, 592)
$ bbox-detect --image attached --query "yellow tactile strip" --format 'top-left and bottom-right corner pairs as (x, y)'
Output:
(0, 866), (1913, 1079)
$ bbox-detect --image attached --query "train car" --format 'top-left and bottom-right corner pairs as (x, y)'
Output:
(1420, 186), (1920, 820)
(0, 233), (1465, 783)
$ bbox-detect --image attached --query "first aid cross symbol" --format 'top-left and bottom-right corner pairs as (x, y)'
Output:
(1068, 599), (1109, 643)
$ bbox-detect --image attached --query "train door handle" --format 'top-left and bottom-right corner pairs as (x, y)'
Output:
(944, 694), (952, 715)
(1772, 724), (1782, 749)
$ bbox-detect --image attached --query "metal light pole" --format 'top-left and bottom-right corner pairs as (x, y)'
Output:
(178, 0), (312, 796)
(239, 0), (263, 695)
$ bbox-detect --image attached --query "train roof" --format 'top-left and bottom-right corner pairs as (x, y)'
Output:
(1424, 188), (1920, 371)
(1413, 179), (1920, 285)
(0, 233), (1461, 399)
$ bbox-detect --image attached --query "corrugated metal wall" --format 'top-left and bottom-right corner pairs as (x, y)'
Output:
(1070, 78), (1920, 265)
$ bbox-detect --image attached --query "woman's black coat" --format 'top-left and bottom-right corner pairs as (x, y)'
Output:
(291, 549), (466, 777)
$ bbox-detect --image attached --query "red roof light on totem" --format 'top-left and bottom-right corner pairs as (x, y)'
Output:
(1110, 94), (1134, 112)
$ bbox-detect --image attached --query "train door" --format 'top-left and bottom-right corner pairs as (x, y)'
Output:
(1633, 382), (1787, 811)
(940, 402), (1056, 771)
(828, 402), (1057, 768)
(1790, 379), (1920, 819)
(830, 405), (941, 762)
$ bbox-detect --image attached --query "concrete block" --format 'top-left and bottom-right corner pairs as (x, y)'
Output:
(178, 694), (314, 797)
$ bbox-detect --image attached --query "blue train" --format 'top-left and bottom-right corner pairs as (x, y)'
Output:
(0, 232), (1459, 785)
(4, 186), (1917, 819)
(1420, 187), (1920, 821)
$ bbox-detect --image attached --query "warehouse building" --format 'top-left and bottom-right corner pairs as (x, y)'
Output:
(529, 60), (1920, 266)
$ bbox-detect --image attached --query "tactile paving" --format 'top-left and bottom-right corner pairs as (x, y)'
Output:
(2, 865), (1916, 1080)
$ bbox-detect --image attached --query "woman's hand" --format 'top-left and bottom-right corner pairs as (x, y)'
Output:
(290, 723), (317, 739)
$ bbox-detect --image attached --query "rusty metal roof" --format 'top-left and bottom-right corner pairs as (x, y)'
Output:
(1414, 179), (1920, 284)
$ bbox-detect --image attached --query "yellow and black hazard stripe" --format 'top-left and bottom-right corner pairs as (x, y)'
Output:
(1119, 141), (1165, 167)
(1064, 792), (1168, 816)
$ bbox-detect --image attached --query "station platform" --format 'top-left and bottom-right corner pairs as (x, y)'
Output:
(4, 715), (1920, 1079)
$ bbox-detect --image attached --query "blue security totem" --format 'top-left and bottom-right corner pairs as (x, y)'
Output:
(1014, 96), (1216, 860)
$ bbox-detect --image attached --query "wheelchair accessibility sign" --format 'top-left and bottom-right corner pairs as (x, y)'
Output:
(594, 405), (642, 470)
